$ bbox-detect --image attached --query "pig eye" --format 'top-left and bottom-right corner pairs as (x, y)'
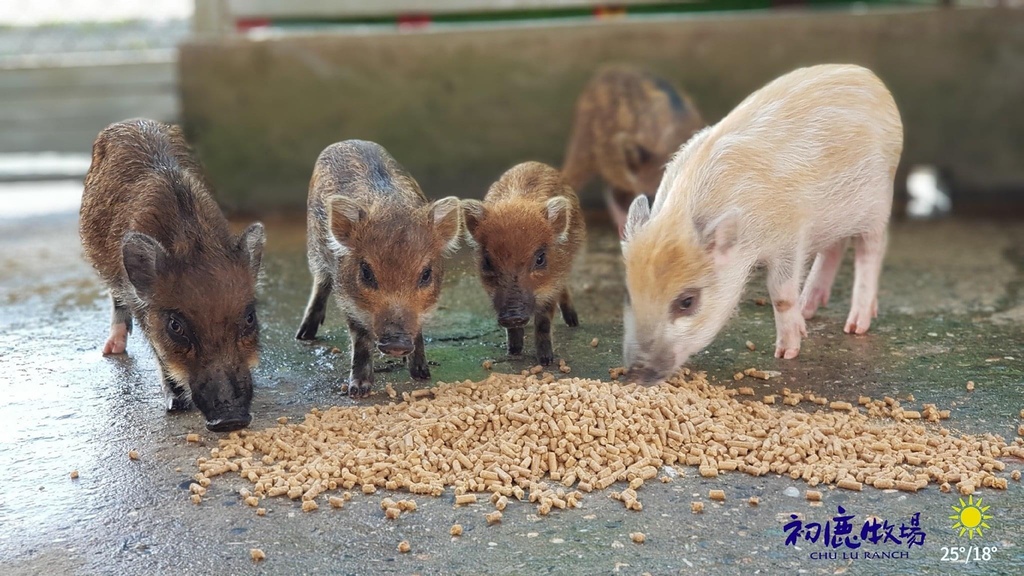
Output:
(671, 289), (701, 318)
(245, 311), (256, 326)
(359, 261), (378, 289)
(533, 248), (547, 270)
(165, 313), (192, 347)
(418, 266), (433, 288)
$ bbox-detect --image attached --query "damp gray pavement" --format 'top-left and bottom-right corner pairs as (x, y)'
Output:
(1, 182), (1023, 575)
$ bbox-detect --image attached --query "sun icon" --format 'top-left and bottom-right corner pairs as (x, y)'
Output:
(950, 495), (993, 539)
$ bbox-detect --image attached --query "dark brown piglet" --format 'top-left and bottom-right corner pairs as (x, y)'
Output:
(295, 140), (461, 398)
(80, 119), (265, 432)
(562, 65), (704, 236)
(462, 162), (585, 365)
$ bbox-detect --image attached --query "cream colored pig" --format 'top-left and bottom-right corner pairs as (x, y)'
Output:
(622, 64), (903, 384)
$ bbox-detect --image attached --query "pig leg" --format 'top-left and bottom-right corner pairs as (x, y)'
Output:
(799, 239), (848, 320)
(844, 229), (886, 335)
(606, 187), (631, 237)
(558, 288), (579, 327)
(507, 327), (525, 356)
(159, 360), (191, 411)
(295, 275), (333, 340)
(534, 302), (557, 366)
(767, 251), (808, 360)
(102, 293), (132, 355)
(346, 317), (374, 397)
(409, 331), (430, 380)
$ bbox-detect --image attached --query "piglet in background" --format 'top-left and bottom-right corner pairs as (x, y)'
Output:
(462, 162), (585, 365)
(80, 119), (266, 432)
(621, 64), (903, 384)
(561, 65), (704, 237)
(296, 140), (461, 397)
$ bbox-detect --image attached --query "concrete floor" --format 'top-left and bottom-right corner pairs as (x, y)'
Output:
(1, 184), (1023, 575)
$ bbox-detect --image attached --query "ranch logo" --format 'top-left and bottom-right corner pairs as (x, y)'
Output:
(784, 506), (926, 560)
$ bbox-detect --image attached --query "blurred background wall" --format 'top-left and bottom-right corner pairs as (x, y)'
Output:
(2, 1), (1022, 216)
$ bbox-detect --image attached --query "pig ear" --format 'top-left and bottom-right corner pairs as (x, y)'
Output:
(236, 222), (266, 279)
(121, 232), (168, 301)
(460, 199), (487, 246)
(428, 196), (462, 255)
(699, 208), (742, 267)
(327, 195), (367, 257)
(623, 194), (651, 243)
(545, 196), (572, 244)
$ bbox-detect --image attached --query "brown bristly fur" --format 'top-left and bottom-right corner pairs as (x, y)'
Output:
(463, 162), (585, 365)
(296, 140), (461, 397)
(561, 65), (704, 232)
(80, 119), (265, 431)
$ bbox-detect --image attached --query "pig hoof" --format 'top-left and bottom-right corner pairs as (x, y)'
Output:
(537, 351), (554, 366)
(562, 309), (579, 327)
(410, 362), (431, 380)
(345, 380), (372, 398)
(295, 321), (320, 341)
(102, 337), (127, 355)
(774, 346), (801, 360)
(102, 325), (129, 355)
(507, 344), (523, 356)
(167, 395), (192, 411)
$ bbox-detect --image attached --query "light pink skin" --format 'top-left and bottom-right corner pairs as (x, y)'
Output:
(622, 64), (901, 375)
(103, 324), (128, 355)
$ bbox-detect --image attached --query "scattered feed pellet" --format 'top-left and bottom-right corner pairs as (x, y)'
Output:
(301, 500), (318, 512)
(485, 510), (503, 524)
(250, 548), (265, 563)
(806, 490), (822, 502)
(748, 496), (759, 506)
(482, 360), (493, 370)
(190, 494), (201, 505)
(192, 370), (1022, 519)
(450, 524), (463, 536)
(328, 496), (344, 509)
(397, 541), (410, 553)
(967, 381), (975, 391)
(244, 496), (259, 507)
(590, 338), (599, 348)
(277, 417), (288, 425)
(398, 499), (417, 511)
(186, 434), (200, 443)
(128, 450), (139, 460)
(709, 490), (726, 502)
(690, 501), (704, 514)
(745, 341), (756, 351)
(630, 532), (646, 544)
(385, 507), (401, 519)
(256, 507), (267, 516)
(69, 470), (79, 479)
(1012, 470), (1021, 481)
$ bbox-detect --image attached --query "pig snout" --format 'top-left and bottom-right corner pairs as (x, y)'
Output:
(495, 286), (534, 328)
(624, 364), (667, 387)
(497, 310), (530, 329)
(191, 368), (254, 432)
(377, 332), (414, 357)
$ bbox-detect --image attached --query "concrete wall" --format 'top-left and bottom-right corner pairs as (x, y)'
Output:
(179, 7), (1024, 214)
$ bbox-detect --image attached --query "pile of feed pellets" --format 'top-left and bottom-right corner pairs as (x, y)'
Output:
(192, 369), (1023, 517)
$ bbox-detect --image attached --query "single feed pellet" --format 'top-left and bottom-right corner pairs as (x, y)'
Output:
(397, 541), (411, 553)
(485, 510), (503, 524)
(186, 434), (200, 443)
(128, 450), (139, 460)
(450, 524), (463, 536)
(709, 490), (726, 502)
(250, 548), (265, 562)
(630, 532), (646, 544)
(70, 470), (79, 479)
(690, 501), (704, 513)
(192, 370), (1022, 517)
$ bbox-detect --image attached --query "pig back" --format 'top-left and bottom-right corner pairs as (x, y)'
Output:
(80, 119), (235, 289)
(661, 64), (902, 256)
